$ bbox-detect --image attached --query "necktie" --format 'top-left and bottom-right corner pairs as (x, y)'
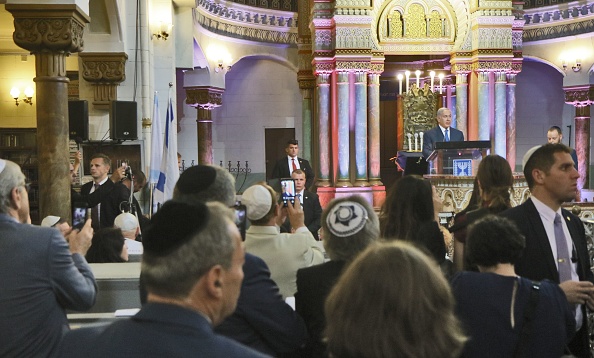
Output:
(554, 213), (572, 283)
(291, 158), (297, 172)
(296, 193), (302, 205)
(444, 128), (450, 142)
(91, 183), (100, 230)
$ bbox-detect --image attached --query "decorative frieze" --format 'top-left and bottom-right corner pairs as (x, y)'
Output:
(523, 19), (594, 41)
(564, 85), (594, 107)
(79, 52), (128, 109)
(185, 86), (225, 110)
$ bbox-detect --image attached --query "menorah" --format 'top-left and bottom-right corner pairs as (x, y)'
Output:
(220, 160), (252, 192)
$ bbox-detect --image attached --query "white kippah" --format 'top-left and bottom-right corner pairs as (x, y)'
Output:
(326, 201), (369, 238)
(522, 145), (542, 171)
(0, 159), (6, 174)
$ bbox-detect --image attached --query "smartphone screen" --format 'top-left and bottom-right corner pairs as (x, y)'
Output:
(72, 203), (88, 230)
(234, 204), (247, 241)
(280, 178), (296, 207)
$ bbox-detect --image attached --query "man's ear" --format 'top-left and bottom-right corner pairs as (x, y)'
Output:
(10, 186), (21, 210)
(204, 265), (224, 298)
(532, 168), (546, 185)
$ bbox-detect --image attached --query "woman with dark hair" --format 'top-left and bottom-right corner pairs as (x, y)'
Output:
(450, 154), (513, 271)
(380, 175), (447, 264)
(86, 228), (128, 263)
(451, 215), (574, 357)
(325, 241), (466, 358)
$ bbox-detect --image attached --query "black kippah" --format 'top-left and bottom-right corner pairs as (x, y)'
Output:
(175, 165), (217, 194)
(143, 201), (210, 256)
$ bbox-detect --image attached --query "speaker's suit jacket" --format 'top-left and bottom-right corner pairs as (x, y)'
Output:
(0, 214), (96, 358)
(295, 260), (346, 358)
(80, 179), (130, 229)
(501, 198), (594, 357)
(422, 126), (465, 158)
(271, 156), (314, 189)
(60, 303), (268, 358)
(216, 253), (308, 356)
(280, 190), (323, 240)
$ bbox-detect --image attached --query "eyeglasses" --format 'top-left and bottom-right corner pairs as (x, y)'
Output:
(21, 182), (31, 193)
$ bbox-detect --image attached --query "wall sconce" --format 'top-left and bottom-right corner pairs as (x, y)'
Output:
(152, 21), (172, 41)
(216, 57), (232, 73)
(207, 45), (233, 73)
(561, 58), (582, 72)
(10, 86), (34, 106)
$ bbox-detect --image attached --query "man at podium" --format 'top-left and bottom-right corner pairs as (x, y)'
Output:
(422, 108), (465, 158)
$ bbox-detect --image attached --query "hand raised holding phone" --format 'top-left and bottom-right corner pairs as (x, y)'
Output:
(68, 219), (93, 256)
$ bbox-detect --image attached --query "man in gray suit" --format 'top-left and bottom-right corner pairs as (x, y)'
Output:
(0, 159), (96, 358)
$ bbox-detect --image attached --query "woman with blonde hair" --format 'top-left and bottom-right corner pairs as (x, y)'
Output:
(324, 241), (466, 358)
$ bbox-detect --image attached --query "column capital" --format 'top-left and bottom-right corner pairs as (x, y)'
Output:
(563, 85), (594, 107)
(185, 86), (225, 109)
(79, 52), (128, 109)
(6, 4), (90, 54)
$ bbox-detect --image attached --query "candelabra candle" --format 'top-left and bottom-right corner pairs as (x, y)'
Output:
(397, 74), (403, 95)
(406, 133), (413, 151)
(415, 70), (421, 88)
(439, 73), (444, 94)
(405, 71), (411, 93)
(414, 132), (419, 152)
(419, 132), (424, 153)
(430, 71), (435, 92)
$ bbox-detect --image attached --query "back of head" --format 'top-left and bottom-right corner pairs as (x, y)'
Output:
(380, 175), (434, 240)
(0, 160), (25, 215)
(476, 155), (513, 212)
(324, 241), (466, 358)
(86, 228), (126, 263)
(523, 143), (570, 189)
(242, 183), (277, 225)
(114, 212), (139, 237)
(466, 215), (525, 268)
(322, 195), (379, 261)
(173, 165), (236, 206)
(141, 200), (235, 299)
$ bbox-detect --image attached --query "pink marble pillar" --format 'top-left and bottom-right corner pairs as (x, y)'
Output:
(575, 106), (590, 192)
(506, 73), (517, 171)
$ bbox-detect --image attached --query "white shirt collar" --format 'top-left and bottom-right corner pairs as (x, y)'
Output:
(530, 196), (561, 224)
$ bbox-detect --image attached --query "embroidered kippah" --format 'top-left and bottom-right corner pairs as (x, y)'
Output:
(326, 201), (369, 238)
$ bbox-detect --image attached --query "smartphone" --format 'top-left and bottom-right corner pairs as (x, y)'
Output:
(72, 202), (88, 230)
(280, 178), (296, 207)
(233, 203), (247, 241)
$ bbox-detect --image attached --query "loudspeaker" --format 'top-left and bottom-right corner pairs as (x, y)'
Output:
(68, 100), (89, 141)
(110, 101), (138, 140)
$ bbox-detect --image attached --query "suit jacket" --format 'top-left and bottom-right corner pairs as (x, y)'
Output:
(501, 199), (594, 357)
(422, 126), (465, 158)
(271, 157), (314, 189)
(295, 260), (346, 358)
(80, 179), (130, 230)
(245, 226), (325, 298)
(60, 303), (269, 358)
(280, 190), (323, 240)
(0, 214), (96, 358)
(216, 253), (308, 356)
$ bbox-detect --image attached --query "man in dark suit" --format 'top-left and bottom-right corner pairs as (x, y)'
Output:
(501, 143), (594, 358)
(281, 169), (322, 240)
(548, 125), (578, 171)
(271, 139), (314, 189)
(61, 201), (268, 358)
(121, 168), (150, 237)
(79, 153), (129, 230)
(422, 107), (464, 158)
(0, 159), (96, 358)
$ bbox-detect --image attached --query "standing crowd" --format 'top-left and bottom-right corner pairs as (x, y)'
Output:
(0, 139), (591, 358)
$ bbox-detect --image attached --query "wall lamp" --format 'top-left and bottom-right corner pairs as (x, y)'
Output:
(10, 86), (34, 106)
(152, 21), (172, 41)
(562, 59), (582, 72)
(207, 45), (232, 73)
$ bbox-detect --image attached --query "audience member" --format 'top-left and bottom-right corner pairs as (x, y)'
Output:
(80, 153), (129, 230)
(121, 168), (150, 234)
(281, 169), (322, 239)
(450, 155), (513, 271)
(271, 139), (314, 189)
(60, 201), (268, 357)
(324, 241), (466, 358)
(295, 195), (379, 357)
(0, 159), (96, 357)
(114, 212), (143, 255)
(243, 183), (324, 298)
(501, 143), (594, 357)
(85, 227), (128, 263)
(41, 214), (72, 238)
(380, 175), (447, 265)
(451, 215), (575, 358)
(174, 165), (308, 356)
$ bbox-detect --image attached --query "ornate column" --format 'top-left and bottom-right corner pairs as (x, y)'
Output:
(336, 71), (351, 187)
(354, 71), (368, 186)
(477, 71), (490, 141)
(6, 4), (90, 222)
(316, 73), (331, 187)
(300, 87), (314, 162)
(368, 71), (382, 186)
(506, 73), (518, 170)
(494, 71), (507, 157)
(564, 85), (594, 193)
(185, 86), (224, 165)
(454, 72), (469, 139)
(79, 52), (128, 109)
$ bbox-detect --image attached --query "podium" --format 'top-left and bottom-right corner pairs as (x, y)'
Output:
(427, 141), (491, 175)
